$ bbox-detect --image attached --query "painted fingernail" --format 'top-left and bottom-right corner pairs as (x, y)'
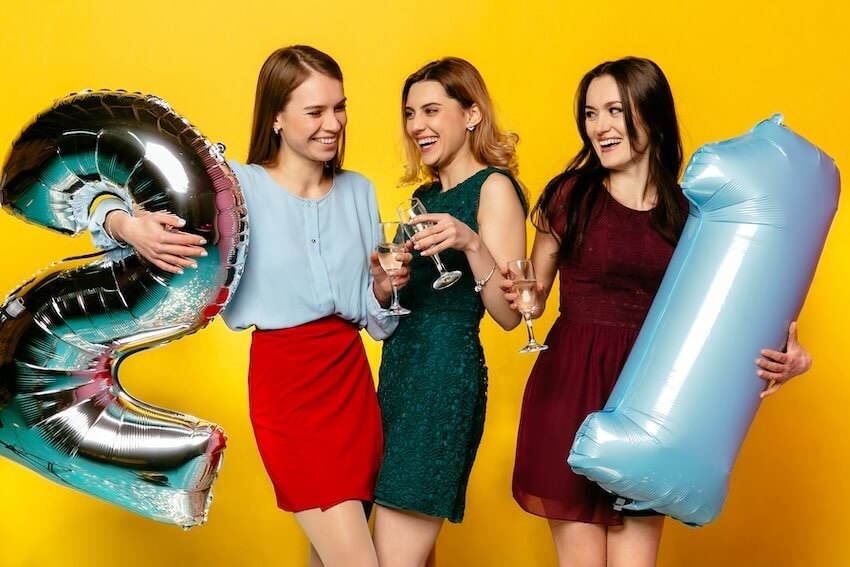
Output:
(200, 250), (208, 257)
(199, 238), (207, 245)
(177, 268), (184, 275)
(190, 263), (198, 269)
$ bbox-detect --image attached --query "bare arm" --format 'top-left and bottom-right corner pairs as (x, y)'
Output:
(407, 173), (527, 330)
(474, 174), (527, 329)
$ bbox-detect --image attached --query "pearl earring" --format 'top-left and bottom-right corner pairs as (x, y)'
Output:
(273, 127), (280, 135)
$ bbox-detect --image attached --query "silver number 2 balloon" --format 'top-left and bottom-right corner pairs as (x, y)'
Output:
(0, 91), (248, 527)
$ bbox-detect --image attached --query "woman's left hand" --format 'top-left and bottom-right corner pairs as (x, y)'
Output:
(407, 212), (477, 256)
(370, 244), (413, 306)
(756, 321), (813, 398)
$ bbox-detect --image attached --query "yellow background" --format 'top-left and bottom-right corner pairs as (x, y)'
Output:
(1, 1), (847, 565)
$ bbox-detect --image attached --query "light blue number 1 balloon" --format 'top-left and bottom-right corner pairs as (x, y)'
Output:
(568, 115), (839, 526)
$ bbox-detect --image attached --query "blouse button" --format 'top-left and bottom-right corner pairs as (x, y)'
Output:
(311, 239), (316, 244)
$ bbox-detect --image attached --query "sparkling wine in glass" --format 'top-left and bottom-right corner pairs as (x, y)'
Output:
(508, 259), (548, 353)
(377, 221), (411, 316)
(397, 197), (462, 290)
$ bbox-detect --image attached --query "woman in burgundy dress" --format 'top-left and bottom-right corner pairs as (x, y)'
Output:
(508, 57), (812, 566)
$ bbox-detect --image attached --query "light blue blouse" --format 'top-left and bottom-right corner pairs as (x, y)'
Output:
(87, 162), (397, 340)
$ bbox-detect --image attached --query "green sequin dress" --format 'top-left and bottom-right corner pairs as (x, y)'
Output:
(375, 167), (526, 522)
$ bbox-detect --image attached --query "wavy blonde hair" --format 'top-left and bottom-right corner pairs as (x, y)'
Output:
(400, 57), (520, 187)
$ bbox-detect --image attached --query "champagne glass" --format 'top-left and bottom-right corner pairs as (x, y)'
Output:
(397, 198), (462, 290)
(377, 221), (411, 316)
(508, 259), (548, 353)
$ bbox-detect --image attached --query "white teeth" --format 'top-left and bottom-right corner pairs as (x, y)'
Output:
(417, 137), (438, 147)
(314, 137), (337, 144)
(600, 138), (621, 147)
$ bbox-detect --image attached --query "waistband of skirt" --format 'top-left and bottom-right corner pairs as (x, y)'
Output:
(252, 316), (359, 341)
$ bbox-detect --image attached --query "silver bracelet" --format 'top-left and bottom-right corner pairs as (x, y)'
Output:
(474, 263), (497, 293)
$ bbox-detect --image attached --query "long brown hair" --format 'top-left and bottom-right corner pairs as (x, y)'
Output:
(400, 57), (520, 188)
(247, 45), (345, 176)
(533, 57), (685, 261)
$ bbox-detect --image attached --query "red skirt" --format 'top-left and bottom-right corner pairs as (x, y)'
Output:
(248, 316), (383, 512)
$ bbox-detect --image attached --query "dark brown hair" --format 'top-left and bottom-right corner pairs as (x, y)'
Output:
(534, 57), (685, 261)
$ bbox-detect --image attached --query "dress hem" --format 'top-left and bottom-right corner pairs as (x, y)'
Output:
(279, 493), (375, 514)
(373, 496), (463, 524)
(512, 488), (624, 527)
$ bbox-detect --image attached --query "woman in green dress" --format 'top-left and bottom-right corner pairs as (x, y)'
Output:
(373, 57), (528, 566)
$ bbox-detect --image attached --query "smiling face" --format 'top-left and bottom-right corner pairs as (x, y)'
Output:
(584, 74), (649, 173)
(403, 80), (478, 171)
(273, 70), (347, 166)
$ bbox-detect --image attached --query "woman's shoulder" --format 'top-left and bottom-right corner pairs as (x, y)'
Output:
(335, 170), (378, 202)
(412, 180), (437, 197)
(334, 170), (379, 209)
(673, 185), (689, 212)
(226, 159), (250, 172)
(479, 166), (515, 185)
(225, 161), (268, 200)
(556, 172), (581, 194)
(479, 167), (528, 213)
(226, 160), (264, 184)
(336, 169), (374, 189)
(542, 171), (582, 214)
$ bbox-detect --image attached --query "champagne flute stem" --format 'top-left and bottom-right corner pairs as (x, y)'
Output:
(431, 252), (449, 274)
(524, 315), (538, 345)
(391, 284), (400, 309)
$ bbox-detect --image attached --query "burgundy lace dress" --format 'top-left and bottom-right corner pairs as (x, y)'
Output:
(512, 185), (679, 525)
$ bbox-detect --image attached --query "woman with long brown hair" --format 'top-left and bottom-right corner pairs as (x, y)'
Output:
(86, 45), (409, 567)
(509, 56), (811, 566)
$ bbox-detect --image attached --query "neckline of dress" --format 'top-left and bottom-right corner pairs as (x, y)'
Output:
(436, 166), (494, 194)
(603, 185), (655, 213)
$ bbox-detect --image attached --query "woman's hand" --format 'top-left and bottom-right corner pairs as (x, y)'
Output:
(499, 266), (546, 319)
(370, 243), (412, 306)
(106, 210), (207, 274)
(756, 321), (813, 398)
(500, 266), (519, 311)
(406, 212), (478, 256)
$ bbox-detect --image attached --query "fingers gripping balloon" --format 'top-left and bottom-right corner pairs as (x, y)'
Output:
(568, 115), (839, 526)
(0, 91), (247, 526)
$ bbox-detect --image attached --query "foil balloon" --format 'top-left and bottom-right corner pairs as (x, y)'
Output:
(568, 114), (839, 526)
(0, 90), (248, 526)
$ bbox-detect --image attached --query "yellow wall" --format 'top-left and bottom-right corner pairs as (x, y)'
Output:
(1, 1), (847, 565)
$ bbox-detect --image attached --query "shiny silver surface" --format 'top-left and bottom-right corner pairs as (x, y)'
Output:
(0, 91), (248, 526)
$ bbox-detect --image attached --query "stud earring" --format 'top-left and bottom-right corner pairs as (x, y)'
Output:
(466, 124), (475, 132)
(273, 127), (280, 135)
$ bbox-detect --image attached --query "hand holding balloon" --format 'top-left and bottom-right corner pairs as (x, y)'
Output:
(104, 209), (208, 274)
(756, 321), (812, 398)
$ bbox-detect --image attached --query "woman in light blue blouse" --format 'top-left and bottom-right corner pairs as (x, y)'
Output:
(88, 46), (406, 567)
